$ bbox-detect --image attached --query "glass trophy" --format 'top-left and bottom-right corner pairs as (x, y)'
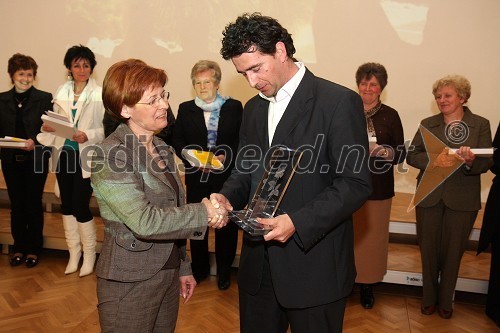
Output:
(229, 147), (303, 236)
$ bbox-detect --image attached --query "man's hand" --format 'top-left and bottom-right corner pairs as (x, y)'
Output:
(258, 214), (295, 243)
(209, 193), (234, 212)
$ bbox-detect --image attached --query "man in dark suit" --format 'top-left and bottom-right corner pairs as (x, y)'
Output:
(478, 122), (500, 327)
(211, 13), (372, 333)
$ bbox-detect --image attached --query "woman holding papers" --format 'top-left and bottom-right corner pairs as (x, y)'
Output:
(37, 45), (105, 277)
(406, 75), (492, 319)
(0, 53), (52, 268)
(171, 60), (242, 290)
(352, 62), (406, 308)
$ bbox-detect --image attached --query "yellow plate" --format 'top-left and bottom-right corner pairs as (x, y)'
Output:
(182, 149), (224, 170)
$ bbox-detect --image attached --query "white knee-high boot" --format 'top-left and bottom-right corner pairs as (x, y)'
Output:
(62, 215), (81, 274)
(78, 219), (96, 277)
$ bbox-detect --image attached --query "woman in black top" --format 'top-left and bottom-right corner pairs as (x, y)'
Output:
(0, 53), (52, 267)
(353, 62), (406, 308)
(171, 60), (242, 290)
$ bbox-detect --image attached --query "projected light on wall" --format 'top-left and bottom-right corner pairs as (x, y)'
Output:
(66, 0), (317, 62)
(152, 38), (183, 55)
(380, 0), (429, 46)
(87, 37), (124, 58)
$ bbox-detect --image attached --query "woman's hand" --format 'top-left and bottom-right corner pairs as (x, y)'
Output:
(215, 154), (225, 164)
(21, 139), (35, 151)
(179, 275), (197, 304)
(370, 144), (392, 159)
(72, 130), (88, 143)
(202, 197), (228, 228)
(433, 147), (461, 168)
(42, 123), (55, 132)
(454, 146), (475, 167)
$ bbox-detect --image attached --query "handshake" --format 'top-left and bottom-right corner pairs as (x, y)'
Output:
(201, 193), (297, 243)
(201, 194), (234, 229)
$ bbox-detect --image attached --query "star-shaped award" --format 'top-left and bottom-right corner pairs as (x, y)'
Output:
(408, 125), (464, 211)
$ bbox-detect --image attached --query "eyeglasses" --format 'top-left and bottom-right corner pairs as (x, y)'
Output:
(136, 91), (170, 107)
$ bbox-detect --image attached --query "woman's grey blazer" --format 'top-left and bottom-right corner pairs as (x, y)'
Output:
(91, 123), (208, 282)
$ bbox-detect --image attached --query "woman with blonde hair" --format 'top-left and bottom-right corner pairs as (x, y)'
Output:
(407, 74), (492, 319)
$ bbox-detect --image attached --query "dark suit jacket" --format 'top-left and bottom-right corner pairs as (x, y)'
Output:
(478, 121), (500, 253)
(0, 87), (52, 163)
(171, 98), (243, 189)
(406, 107), (493, 211)
(220, 69), (372, 308)
(91, 124), (208, 282)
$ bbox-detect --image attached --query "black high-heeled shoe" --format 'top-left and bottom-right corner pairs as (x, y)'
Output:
(9, 254), (25, 267)
(25, 256), (39, 268)
(360, 284), (375, 309)
(217, 276), (231, 290)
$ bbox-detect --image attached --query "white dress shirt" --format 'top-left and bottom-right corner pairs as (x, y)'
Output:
(259, 62), (306, 146)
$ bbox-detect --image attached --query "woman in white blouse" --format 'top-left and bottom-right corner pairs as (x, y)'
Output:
(37, 45), (105, 277)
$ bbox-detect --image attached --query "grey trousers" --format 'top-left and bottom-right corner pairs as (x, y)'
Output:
(97, 269), (180, 333)
(416, 200), (477, 311)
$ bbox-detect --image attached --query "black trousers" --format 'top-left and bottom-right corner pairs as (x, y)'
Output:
(486, 241), (500, 319)
(239, 250), (347, 333)
(187, 182), (238, 278)
(56, 149), (93, 222)
(2, 155), (48, 255)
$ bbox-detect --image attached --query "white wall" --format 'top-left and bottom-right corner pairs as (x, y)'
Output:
(1, 0), (498, 200)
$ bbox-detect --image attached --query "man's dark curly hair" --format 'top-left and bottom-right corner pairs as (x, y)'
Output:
(220, 13), (296, 60)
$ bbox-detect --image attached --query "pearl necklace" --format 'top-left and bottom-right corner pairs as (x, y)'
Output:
(74, 85), (86, 98)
